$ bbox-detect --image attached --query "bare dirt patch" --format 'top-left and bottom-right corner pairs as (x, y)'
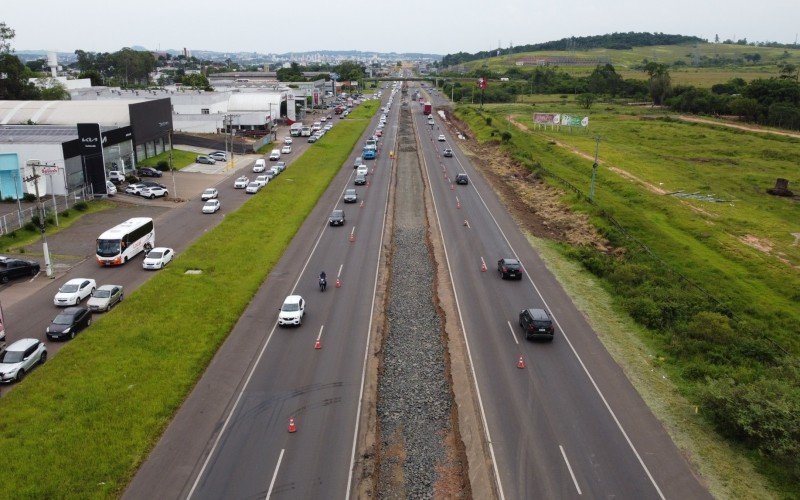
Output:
(676, 115), (800, 139)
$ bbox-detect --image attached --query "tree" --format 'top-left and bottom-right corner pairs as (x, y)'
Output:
(276, 62), (305, 82)
(181, 73), (212, 91)
(25, 59), (47, 73)
(778, 62), (799, 81)
(729, 97), (762, 121)
(0, 21), (14, 54)
(334, 60), (365, 82)
(39, 81), (69, 100)
(577, 92), (596, 109)
(0, 53), (41, 100)
(714, 34), (720, 43)
(78, 69), (103, 86)
(643, 62), (671, 105)
(588, 63), (622, 96)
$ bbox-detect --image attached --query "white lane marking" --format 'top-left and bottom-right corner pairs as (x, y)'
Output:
(506, 321), (519, 345)
(349, 226), (356, 237)
(415, 109), (507, 500)
(265, 448), (285, 500)
(560, 445), (582, 495)
(316, 325), (324, 343)
(337, 264), (343, 278)
(346, 99), (397, 499)
(186, 144), (362, 500)
(480, 256), (487, 271)
(452, 146), (665, 500)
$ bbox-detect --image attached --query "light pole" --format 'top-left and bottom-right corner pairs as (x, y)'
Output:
(168, 132), (177, 199)
(589, 136), (601, 203)
(24, 160), (54, 278)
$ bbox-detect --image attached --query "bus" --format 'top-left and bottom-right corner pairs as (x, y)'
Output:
(96, 217), (155, 266)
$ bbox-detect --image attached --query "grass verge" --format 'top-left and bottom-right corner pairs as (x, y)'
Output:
(136, 148), (197, 170)
(0, 100), (378, 498)
(0, 200), (112, 252)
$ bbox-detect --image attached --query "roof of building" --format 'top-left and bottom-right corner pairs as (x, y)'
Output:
(0, 124), (117, 144)
(228, 92), (284, 112)
(0, 100), (144, 127)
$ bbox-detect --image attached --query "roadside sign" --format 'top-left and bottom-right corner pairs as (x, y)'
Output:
(40, 166), (59, 175)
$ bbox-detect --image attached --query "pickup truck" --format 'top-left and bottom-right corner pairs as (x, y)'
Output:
(0, 256), (40, 284)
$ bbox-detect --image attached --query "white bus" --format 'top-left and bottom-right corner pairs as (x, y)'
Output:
(96, 217), (155, 266)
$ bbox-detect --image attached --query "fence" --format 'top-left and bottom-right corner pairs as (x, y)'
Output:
(0, 185), (94, 236)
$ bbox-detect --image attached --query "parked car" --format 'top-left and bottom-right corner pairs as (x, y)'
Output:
(497, 258), (523, 280)
(107, 170), (126, 184)
(138, 167), (163, 177)
(202, 199), (221, 213)
(143, 247), (174, 270)
(201, 188), (218, 201)
(140, 181), (167, 189)
(0, 338), (47, 383)
(140, 186), (169, 199)
(275, 161), (287, 172)
(46, 306), (92, 341)
(54, 278), (96, 306)
(281, 145), (292, 154)
(278, 295), (305, 326)
(0, 256), (40, 284)
(343, 189), (358, 203)
(125, 183), (146, 195)
(455, 173), (469, 185)
(437, 134), (446, 141)
(196, 156), (216, 165)
(234, 176), (249, 188)
(245, 182), (262, 194)
(519, 308), (555, 341)
(209, 151), (227, 162)
(106, 181), (117, 196)
(87, 284), (123, 312)
(443, 148), (453, 157)
(354, 173), (367, 185)
(253, 159), (267, 172)
(329, 209), (345, 226)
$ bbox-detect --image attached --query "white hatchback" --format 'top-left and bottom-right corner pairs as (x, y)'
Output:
(234, 176), (249, 189)
(202, 199), (221, 213)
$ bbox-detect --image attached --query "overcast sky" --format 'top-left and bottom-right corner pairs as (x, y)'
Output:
(4, 0), (799, 55)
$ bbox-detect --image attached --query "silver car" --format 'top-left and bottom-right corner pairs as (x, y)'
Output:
(87, 284), (124, 312)
(0, 338), (47, 383)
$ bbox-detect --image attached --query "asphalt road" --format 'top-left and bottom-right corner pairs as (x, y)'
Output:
(124, 90), (397, 499)
(0, 120), (336, 374)
(416, 85), (709, 499)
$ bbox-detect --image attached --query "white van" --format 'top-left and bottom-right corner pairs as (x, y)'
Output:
(253, 159), (267, 172)
(269, 149), (281, 161)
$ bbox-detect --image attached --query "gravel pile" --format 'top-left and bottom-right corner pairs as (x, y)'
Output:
(376, 105), (454, 498)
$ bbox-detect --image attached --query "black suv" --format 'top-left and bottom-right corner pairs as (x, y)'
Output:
(455, 173), (469, 185)
(329, 210), (345, 226)
(0, 257), (40, 284)
(497, 258), (522, 280)
(519, 308), (555, 341)
(137, 167), (163, 178)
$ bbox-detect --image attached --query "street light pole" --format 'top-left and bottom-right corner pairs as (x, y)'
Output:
(590, 136), (601, 203)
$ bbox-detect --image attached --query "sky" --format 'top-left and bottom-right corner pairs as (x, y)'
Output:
(4, 0), (799, 55)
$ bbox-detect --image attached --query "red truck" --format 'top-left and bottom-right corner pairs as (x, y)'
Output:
(423, 102), (432, 115)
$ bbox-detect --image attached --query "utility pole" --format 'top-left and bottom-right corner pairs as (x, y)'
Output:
(168, 132), (177, 199)
(23, 161), (54, 278)
(590, 136), (601, 203)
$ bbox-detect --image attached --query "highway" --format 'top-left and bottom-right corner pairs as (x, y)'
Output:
(415, 84), (709, 499)
(125, 90), (397, 498)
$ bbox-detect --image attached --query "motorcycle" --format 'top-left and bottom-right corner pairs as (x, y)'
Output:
(319, 277), (327, 292)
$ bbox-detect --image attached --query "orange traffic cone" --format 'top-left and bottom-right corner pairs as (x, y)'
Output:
(517, 355), (525, 369)
(288, 417), (297, 433)
(456, 199), (461, 209)
(360, 200), (364, 208)
(335, 278), (341, 288)
(314, 339), (321, 350)
(450, 183), (454, 190)
(349, 232), (355, 242)
(481, 261), (487, 272)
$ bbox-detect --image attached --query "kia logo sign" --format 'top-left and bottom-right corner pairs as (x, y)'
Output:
(82, 137), (98, 143)
(158, 121), (169, 127)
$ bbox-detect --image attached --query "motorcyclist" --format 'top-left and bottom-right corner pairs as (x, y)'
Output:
(319, 271), (327, 291)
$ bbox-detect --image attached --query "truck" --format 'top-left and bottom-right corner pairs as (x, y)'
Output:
(363, 141), (377, 160)
(289, 123), (303, 137)
(423, 102), (432, 115)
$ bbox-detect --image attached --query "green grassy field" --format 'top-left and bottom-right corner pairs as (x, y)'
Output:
(0, 100), (378, 498)
(136, 148), (197, 170)
(461, 43), (800, 86)
(456, 102), (800, 496)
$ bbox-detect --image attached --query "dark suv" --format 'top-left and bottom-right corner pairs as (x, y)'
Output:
(519, 308), (555, 341)
(329, 210), (345, 226)
(455, 173), (469, 185)
(497, 258), (522, 280)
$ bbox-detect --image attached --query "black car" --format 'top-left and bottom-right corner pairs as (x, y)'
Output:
(354, 173), (367, 185)
(497, 258), (523, 280)
(46, 307), (92, 341)
(519, 308), (555, 341)
(443, 148), (453, 157)
(343, 189), (358, 203)
(455, 173), (469, 185)
(0, 257), (40, 284)
(329, 210), (345, 226)
(137, 167), (163, 178)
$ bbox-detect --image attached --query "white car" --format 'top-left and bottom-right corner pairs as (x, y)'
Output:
(0, 338), (47, 383)
(284, 136), (293, 145)
(269, 166), (280, 177)
(143, 247), (174, 270)
(140, 186), (168, 199)
(281, 145), (292, 154)
(254, 174), (270, 187)
(356, 165), (369, 177)
(234, 176), (249, 189)
(245, 182), (262, 194)
(269, 149), (281, 161)
(278, 295), (305, 326)
(438, 134), (446, 141)
(125, 183), (146, 195)
(202, 199), (221, 213)
(253, 159), (267, 173)
(54, 278), (96, 306)
(201, 188), (218, 201)
(324, 124), (333, 131)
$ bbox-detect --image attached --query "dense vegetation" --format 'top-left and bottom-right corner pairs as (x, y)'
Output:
(442, 32), (705, 67)
(455, 103), (800, 495)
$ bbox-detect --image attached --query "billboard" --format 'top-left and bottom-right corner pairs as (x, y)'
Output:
(77, 123), (107, 195)
(561, 114), (589, 127)
(533, 113), (589, 129)
(533, 113), (560, 125)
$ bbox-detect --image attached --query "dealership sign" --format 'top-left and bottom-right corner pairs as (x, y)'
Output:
(40, 166), (59, 175)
